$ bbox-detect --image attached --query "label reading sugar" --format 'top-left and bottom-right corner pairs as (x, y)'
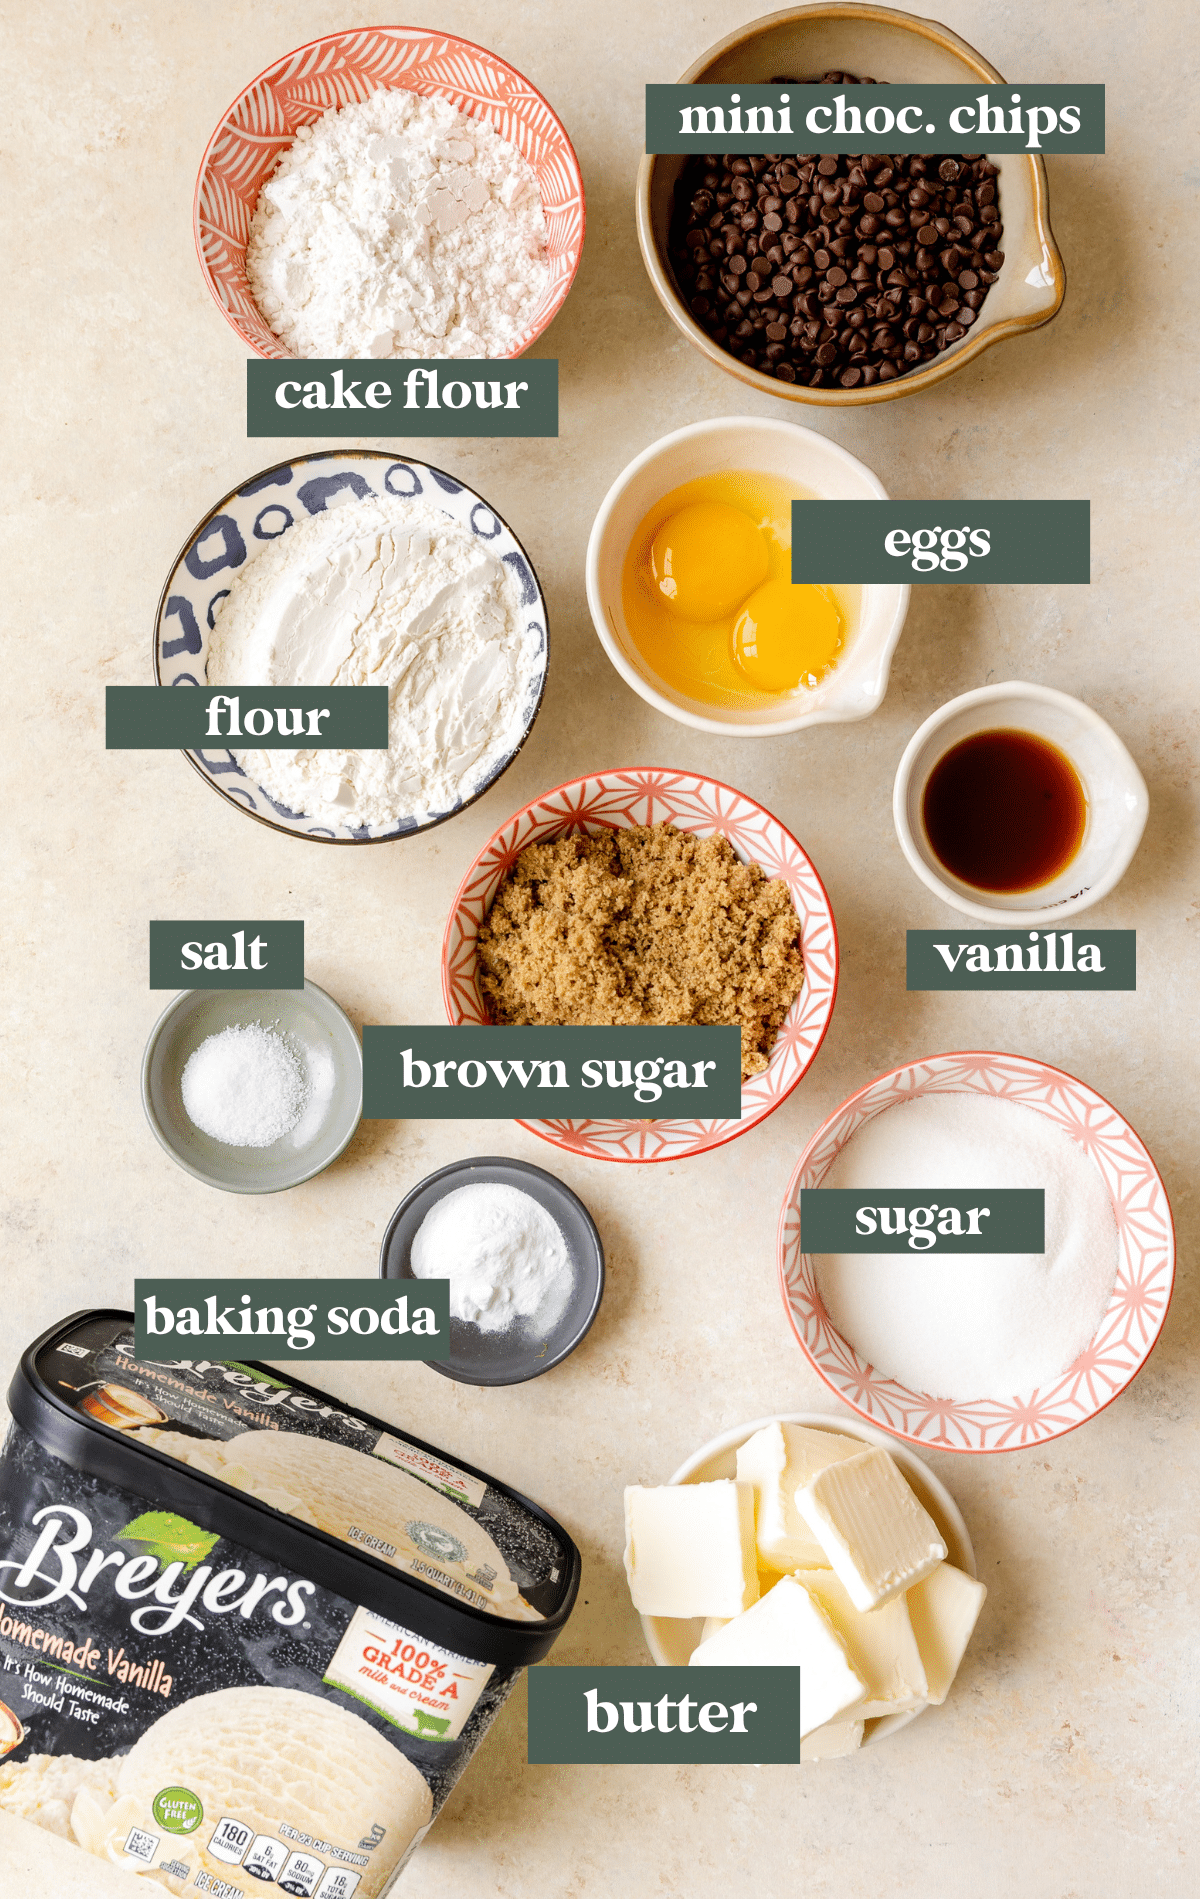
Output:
(372, 1434), (487, 1509)
(324, 1606), (494, 1742)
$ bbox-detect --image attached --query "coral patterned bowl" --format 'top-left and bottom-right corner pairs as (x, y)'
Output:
(778, 1052), (1175, 1452)
(441, 768), (839, 1162)
(195, 26), (585, 360)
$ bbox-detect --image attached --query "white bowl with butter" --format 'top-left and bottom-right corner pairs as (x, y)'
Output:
(638, 1411), (976, 1748)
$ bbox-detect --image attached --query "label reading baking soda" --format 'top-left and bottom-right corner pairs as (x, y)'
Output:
(791, 501), (1090, 585)
(325, 1607), (494, 1743)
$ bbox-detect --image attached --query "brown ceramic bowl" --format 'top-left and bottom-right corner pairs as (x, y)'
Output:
(635, 2), (1066, 406)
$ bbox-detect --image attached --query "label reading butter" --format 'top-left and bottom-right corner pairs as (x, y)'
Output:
(372, 1434), (487, 1509)
(325, 1607), (494, 1742)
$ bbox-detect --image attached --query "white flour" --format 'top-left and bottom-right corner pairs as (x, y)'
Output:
(410, 1183), (572, 1334)
(246, 89), (551, 359)
(206, 497), (538, 831)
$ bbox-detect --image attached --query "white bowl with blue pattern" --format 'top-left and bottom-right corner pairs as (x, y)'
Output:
(153, 450), (549, 842)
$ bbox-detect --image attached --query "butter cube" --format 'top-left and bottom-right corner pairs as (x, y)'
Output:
(698, 1616), (732, 1645)
(795, 1449), (946, 1612)
(689, 1575), (866, 1738)
(906, 1562), (987, 1704)
(623, 1482), (758, 1619)
(736, 1422), (864, 1573)
(795, 1568), (928, 1719)
(800, 1718), (865, 1760)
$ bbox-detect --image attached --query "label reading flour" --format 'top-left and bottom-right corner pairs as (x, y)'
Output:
(372, 1433), (487, 1509)
(325, 1607), (494, 1742)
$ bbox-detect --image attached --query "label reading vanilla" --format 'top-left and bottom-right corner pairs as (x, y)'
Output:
(371, 1434), (487, 1509)
(324, 1607), (493, 1743)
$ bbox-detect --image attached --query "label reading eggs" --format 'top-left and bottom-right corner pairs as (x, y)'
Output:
(791, 500), (1090, 584)
(324, 1608), (494, 1742)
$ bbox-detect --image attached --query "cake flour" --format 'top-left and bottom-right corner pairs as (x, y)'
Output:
(205, 495), (538, 831)
(246, 89), (551, 359)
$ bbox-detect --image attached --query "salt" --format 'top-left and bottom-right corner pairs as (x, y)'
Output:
(410, 1184), (572, 1334)
(181, 1023), (310, 1148)
(813, 1093), (1119, 1399)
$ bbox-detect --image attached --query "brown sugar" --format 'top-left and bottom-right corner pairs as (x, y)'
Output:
(475, 824), (805, 1078)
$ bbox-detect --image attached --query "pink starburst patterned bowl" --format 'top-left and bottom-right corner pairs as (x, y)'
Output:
(778, 1052), (1175, 1453)
(441, 768), (839, 1163)
(194, 27), (585, 360)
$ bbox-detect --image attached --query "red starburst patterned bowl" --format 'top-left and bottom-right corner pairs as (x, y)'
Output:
(441, 767), (839, 1163)
(778, 1051), (1175, 1453)
(194, 26), (585, 360)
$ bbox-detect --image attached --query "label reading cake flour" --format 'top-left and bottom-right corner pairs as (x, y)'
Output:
(371, 1435), (487, 1509)
(325, 1607), (493, 1742)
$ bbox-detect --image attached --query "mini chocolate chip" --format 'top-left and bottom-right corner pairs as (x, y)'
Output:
(817, 156), (838, 176)
(840, 365), (862, 387)
(939, 159), (961, 181)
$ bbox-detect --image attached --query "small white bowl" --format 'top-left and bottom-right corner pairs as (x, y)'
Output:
(585, 417), (909, 736)
(892, 682), (1149, 925)
(639, 1410), (976, 1747)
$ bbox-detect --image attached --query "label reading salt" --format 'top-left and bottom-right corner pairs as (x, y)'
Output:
(324, 1606), (494, 1742)
(371, 1434), (487, 1509)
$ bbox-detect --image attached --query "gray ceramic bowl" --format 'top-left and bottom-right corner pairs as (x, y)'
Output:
(379, 1157), (605, 1386)
(142, 981), (362, 1193)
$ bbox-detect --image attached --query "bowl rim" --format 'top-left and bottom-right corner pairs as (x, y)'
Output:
(776, 1047), (1177, 1452)
(192, 22), (586, 362)
(152, 447), (551, 845)
(440, 764), (841, 1163)
(891, 679), (1150, 924)
(377, 1153), (606, 1385)
(140, 979), (364, 1195)
(639, 1407), (976, 1745)
(584, 414), (912, 734)
(634, 0), (1067, 407)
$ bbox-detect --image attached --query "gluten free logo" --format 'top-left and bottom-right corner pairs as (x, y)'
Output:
(152, 1785), (204, 1834)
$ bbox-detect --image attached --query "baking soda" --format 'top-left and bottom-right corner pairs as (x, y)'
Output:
(410, 1184), (571, 1334)
(814, 1092), (1119, 1398)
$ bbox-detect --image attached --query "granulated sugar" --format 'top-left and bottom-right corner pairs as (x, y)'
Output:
(205, 495), (537, 831)
(814, 1092), (1119, 1399)
(181, 1024), (310, 1148)
(246, 89), (550, 359)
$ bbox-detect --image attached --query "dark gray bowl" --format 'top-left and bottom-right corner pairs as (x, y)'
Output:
(379, 1157), (605, 1386)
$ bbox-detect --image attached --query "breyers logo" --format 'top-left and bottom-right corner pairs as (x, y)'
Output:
(0, 1505), (316, 1635)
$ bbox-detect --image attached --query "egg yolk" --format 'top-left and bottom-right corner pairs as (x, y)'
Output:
(649, 502), (770, 621)
(732, 581), (843, 692)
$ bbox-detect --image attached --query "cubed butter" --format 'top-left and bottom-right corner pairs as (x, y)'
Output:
(735, 1422), (864, 1573)
(795, 1567), (928, 1719)
(906, 1562), (987, 1704)
(689, 1575), (866, 1738)
(698, 1616), (732, 1645)
(623, 1481), (758, 1619)
(795, 1449), (946, 1612)
(800, 1718), (865, 1760)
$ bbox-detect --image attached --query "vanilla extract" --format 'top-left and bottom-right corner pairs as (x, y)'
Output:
(922, 727), (1086, 893)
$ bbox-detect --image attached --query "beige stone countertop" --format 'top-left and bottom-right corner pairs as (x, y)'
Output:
(3, 1), (1197, 1894)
